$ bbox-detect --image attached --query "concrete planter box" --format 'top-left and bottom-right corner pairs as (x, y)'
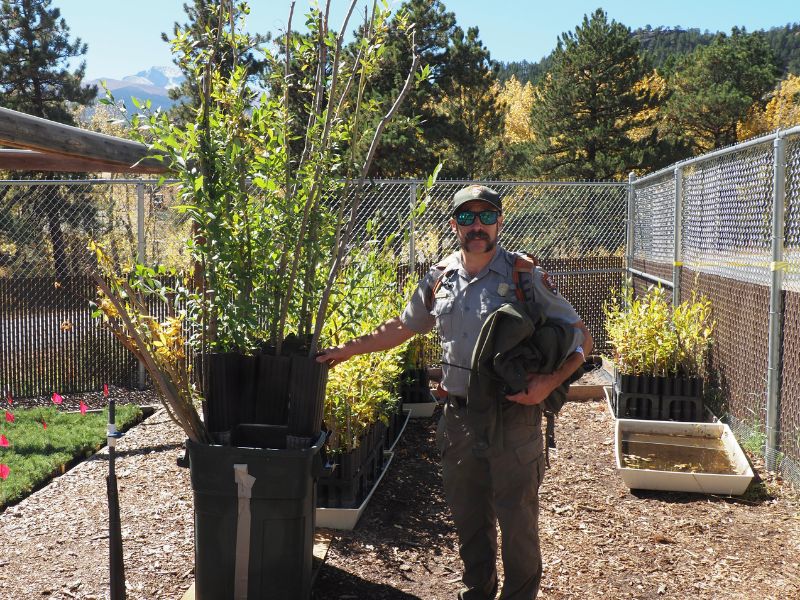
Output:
(614, 419), (754, 495)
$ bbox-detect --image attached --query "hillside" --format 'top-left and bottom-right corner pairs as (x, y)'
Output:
(499, 22), (800, 85)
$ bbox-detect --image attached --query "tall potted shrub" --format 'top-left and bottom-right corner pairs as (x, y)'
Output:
(115, 0), (422, 445)
(92, 2), (422, 598)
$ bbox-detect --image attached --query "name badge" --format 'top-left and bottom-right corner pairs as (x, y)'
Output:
(435, 290), (450, 299)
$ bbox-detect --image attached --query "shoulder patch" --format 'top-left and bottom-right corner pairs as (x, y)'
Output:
(541, 270), (558, 295)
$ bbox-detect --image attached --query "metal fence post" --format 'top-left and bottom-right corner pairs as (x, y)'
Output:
(409, 182), (417, 270)
(672, 166), (683, 306)
(625, 172), (636, 303)
(766, 135), (787, 471)
(136, 182), (146, 390)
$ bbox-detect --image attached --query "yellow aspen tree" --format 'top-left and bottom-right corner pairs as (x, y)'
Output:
(624, 70), (668, 143)
(738, 74), (800, 140)
(499, 75), (535, 144)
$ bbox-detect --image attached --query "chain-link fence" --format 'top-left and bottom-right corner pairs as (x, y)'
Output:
(631, 126), (800, 488)
(0, 179), (192, 396)
(0, 178), (626, 400)
(6, 137), (800, 488)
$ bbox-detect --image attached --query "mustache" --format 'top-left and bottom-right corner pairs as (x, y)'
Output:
(460, 230), (496, 253)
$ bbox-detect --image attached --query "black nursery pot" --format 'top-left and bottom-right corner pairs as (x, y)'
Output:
(255, 354), (291, 425)
(286, 355), (329, 438)
(204, 346), (329, 445)
(204, 352), (259, 441)
(400, 368), (430, 403)
(187, 431), (326, 600)
(614, 372), (705, 421)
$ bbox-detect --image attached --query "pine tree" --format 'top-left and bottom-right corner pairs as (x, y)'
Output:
(496, 56), (554, 86)
(361, 0), (456, 178)
(0, 0), (96, 123)
(435, 25), (503, 179)
(529, 9), (656, 181)
(662, 29), (777, 152)
(357, 0), (502, 179)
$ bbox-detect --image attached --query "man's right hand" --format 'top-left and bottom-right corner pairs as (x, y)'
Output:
(315, 346), (354, 368)
(315, 317), (417, 368)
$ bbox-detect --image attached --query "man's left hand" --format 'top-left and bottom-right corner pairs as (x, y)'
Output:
(505, 373), (556, 406)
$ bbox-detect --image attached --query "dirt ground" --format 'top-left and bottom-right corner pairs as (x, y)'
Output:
(0, 386), (799, 600)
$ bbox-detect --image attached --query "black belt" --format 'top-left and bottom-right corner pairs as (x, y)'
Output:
(447, 395), (467, 408)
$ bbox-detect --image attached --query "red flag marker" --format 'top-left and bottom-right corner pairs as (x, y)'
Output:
(41, 420), (47, 430)
(0, 434), (8, 447)
(0, 464), (9, 480)
(4, 411), (13, 423)
(52, 392), (63, 405)
(103, 384), (109, 397)
(5, 391), (11, 405)
(80, 400), (88, 415)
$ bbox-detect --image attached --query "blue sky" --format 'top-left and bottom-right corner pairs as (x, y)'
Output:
(52, 0), (800, 81)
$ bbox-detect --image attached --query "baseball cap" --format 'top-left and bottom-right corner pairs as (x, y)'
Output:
(453, 185), (502, 214)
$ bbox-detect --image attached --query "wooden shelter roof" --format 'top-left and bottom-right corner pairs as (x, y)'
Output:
(0, 106), (168, 174)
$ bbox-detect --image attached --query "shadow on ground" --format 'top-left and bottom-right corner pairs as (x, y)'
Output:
(312, 564), (424, 599)
(630, 477), (776, 505)
(311, 409), (458, 600)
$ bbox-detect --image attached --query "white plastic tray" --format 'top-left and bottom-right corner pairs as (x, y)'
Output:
(603, 385), (614, 417)
(403, 397), (439, 418)
(615, 419), (754, 495)
(315, 451), (394, 530)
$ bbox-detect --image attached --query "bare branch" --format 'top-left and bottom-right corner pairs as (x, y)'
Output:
(276, 0), (358, 351)
(309, 29), (421, 354)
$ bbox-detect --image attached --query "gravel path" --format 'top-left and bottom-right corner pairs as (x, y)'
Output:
(0, 399), (194, 600)
(0, 392), (798, 600)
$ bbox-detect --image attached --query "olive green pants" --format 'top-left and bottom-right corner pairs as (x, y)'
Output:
(437, 400), (546, 600)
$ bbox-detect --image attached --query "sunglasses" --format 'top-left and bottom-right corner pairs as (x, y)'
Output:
(454, 210), (500, 226)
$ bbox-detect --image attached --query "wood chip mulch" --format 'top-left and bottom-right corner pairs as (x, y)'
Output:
(1, 391), (798, 600)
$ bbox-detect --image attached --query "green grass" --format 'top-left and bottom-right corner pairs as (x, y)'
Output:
(741, 419), (767, 456)
(0, 404), (142, 509)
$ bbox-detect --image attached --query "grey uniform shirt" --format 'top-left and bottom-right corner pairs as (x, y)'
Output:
(401, 246), (581, 398)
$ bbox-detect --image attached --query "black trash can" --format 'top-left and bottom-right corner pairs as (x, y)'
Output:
(186, 426), (326, 600)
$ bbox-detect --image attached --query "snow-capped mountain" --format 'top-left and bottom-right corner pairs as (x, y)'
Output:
(132, 66), (185, 90)
(88, 66), (185, 111)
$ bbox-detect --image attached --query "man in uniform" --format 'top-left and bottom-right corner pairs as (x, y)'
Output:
(317, 185), (592, 600)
